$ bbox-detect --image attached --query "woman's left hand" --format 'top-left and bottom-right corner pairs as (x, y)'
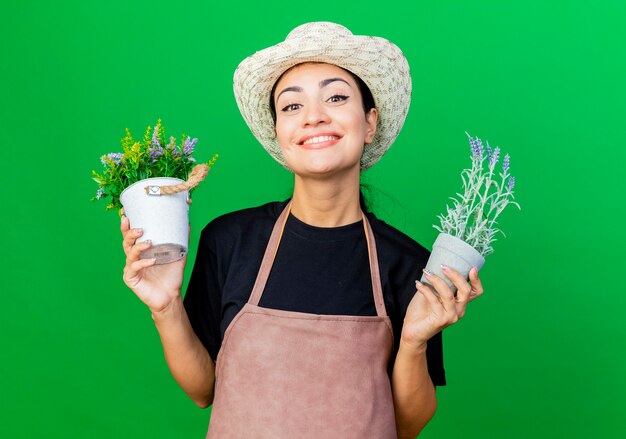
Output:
(400, 265), (484, 351)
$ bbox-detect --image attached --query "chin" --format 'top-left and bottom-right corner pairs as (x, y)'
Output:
(283, 147), (363, 177)
(292, 160), (360, 178)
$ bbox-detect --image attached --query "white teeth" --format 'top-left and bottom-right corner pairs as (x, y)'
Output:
(302, 135), (339, 145)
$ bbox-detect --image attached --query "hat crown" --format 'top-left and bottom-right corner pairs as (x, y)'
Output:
(285, 22), (353, 40)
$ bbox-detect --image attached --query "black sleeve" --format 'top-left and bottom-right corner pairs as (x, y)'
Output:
(183, 226), (223, 362)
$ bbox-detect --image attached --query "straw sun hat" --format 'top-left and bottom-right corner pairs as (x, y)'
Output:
(233, 21), (412, 171)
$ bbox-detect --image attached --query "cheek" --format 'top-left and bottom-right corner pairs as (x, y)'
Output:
(274, 119), (293, 148)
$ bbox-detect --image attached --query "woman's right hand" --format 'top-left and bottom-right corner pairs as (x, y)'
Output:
(121, 215), (187, 313)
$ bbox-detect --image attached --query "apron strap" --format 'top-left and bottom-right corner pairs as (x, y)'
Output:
(248, 202), (292, 306)
(362, 211), (387, 317)
(249, 201), (388, 317)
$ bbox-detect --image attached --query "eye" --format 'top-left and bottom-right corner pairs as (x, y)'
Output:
(327, 94), (349, 103)
(280, 103), (301, 112)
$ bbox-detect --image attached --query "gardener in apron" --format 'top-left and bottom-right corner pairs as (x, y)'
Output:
(121, 22), (484, 438)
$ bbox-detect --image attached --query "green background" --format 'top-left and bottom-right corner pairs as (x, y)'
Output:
(2, 0), (624, 437)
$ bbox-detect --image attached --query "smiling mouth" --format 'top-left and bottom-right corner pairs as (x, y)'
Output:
(300, 135), (341, 146)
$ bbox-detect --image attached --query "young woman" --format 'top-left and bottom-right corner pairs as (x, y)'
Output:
(121, 22), (484, 439)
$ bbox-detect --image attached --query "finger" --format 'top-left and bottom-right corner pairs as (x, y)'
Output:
(129, 257), (157, 273)
(415, 280), (446, 313)
(120, 215), (130, 235)
(468, 266), (485, 301)
(126, 239), (152, 263)
(123, 257), (157, 283)
(122, 228), (144, 256)
(440, 265), (472, 304)
(417, 280), (459, 326)
(423, 269), (455, 305)
(120, 216), (132, 254)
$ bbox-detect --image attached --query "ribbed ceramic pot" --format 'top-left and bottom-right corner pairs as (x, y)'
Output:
(420, 233), (485, 296)
(119, 177), (189, 265)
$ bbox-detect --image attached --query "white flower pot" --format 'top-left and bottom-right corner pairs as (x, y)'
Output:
(420, 233), (485, 296)
(119, 177), (189, 265)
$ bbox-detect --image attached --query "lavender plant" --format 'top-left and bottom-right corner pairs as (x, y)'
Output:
(92, 119), (218, 211)
(433, 132), (520, 257)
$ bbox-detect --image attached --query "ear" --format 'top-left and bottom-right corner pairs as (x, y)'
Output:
(364, 108), (378, 144)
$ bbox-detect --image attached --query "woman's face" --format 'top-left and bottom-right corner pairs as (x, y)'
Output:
(273, 63), (377, 177)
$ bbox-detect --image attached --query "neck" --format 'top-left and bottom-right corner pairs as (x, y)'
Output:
(290, 170), (362, 227)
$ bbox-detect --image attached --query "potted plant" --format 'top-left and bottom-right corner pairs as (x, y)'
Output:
(92, 119), (218, 264)
(420, 132), (521, 294)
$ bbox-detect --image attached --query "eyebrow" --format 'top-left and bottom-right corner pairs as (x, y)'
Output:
(320, 77), (351, 88)
(275, 77), (352, 102)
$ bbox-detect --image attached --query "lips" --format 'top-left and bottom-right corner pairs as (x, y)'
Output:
(303, 135), (339, 145)
(297, 132), (342, 147)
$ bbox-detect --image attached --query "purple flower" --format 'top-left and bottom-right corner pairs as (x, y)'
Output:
(503, 154), (510, 172)
(467, 134), (484, 160)
(150, 146), (164, 161)
(183, 136), (198, 155)
(102, 153), (123, 165)
(96, 188), (104, 200)
(507, 175), (515, 192)
(108, 153), (123, 162)
(151, 125), (161, 148)
(489, 146), (500, 168)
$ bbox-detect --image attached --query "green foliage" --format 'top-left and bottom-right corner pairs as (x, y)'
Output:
(92, 118), (218, 213)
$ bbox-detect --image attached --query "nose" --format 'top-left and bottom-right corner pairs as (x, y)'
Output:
(302, 101), (330, 127)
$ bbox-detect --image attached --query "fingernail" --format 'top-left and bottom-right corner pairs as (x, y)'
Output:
(415, 280), (424, 287)
(441, 264), (449, 272)
(423, 268), (433, 277)
(145, 240), (152, 245)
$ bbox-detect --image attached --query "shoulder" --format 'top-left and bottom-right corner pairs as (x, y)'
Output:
(366, 211), (430, 267)
(199, 199), (290, 247)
